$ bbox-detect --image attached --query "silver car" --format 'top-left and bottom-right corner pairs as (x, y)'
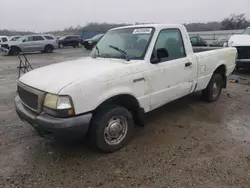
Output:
(0, 34), (57, 55)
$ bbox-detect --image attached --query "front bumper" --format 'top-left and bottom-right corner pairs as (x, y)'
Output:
(15, 96), (92, 139)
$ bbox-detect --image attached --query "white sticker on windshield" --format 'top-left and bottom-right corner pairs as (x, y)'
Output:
(133, 28), (152, 34)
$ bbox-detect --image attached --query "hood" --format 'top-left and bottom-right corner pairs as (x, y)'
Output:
(19, 57), (136, 94)
(228, 35), (250, 47)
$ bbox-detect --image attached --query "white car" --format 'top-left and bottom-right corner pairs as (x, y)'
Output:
(15, 24), (237, 152)
(228, 27), (250, 70)
(0, 36), (9, 44)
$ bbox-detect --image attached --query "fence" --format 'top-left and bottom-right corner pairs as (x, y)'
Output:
(188, 29), (244, 44)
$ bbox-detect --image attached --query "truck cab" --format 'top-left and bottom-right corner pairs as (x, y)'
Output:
(15, 24), (237, 152)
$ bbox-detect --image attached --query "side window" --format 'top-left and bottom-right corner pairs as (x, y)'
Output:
(33, 36), (44, 41)
(154, 29), (186, 62)
(2, 37), (8, 42)
(190, 37), (198, 45)
(44, 36), (54, 40)
(27, 36), (34, 41)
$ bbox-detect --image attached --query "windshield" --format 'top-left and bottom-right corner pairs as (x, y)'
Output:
(243, 28), (250, 35)
(92, 34), (104, 40)
(16, 36), (26, 41)
(10, 36), (21, 41)
(90, 27), (154, 60)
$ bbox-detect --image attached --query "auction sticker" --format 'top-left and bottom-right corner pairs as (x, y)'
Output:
(133, 28), (152, 34)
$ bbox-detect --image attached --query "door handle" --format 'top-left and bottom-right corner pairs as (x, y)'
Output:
(185, 62), (192, 67)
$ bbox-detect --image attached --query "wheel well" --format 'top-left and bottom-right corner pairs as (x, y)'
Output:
(94, 94), (145, 126)
(10, 46), (21, 51)
(45, 44), (54, 49)
(214, 64), (226, 88)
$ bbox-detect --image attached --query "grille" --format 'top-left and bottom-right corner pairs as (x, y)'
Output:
(236, 47), (250, 59)
(1, 44), (9, 50)
(18, 86), (38, 110)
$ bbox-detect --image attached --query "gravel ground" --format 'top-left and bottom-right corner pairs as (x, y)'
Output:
(0, 48), (250, 188)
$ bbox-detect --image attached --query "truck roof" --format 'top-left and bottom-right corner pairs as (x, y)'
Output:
(110, 24), (184, 31)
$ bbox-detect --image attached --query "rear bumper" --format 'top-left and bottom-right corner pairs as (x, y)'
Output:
(236, 59), (250, 68)
(15, 96), (92, 139)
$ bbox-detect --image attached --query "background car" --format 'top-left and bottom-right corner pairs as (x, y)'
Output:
(81, 34), (104, 50)
(0, 36), (9, 44)
(58, 35), (81, 48)
(210, 36), (230, 47)
(190, 36), (208, 46)
(1, 34), (57, 55)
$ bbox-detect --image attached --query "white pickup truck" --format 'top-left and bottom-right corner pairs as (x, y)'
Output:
(15, 24), (237, 152)
(228, 27), (250, 70)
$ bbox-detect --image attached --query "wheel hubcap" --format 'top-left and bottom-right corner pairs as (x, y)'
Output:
(212, 82), (220, 98)
(104, 116), (128, 145)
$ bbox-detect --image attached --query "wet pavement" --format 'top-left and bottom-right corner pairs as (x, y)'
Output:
(0, 49), (250, 188)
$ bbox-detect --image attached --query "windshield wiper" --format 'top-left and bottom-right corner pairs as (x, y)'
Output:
(108, 45), (130, 61)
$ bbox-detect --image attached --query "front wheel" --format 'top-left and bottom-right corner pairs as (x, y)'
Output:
(9, 47), (21, 56)
(202, 73), (223, 102)
(90, 105), (134, 152)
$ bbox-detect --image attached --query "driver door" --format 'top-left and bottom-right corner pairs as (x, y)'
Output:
(149, 29), (197, 110)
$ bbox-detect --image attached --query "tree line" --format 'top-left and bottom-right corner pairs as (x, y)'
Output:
(1, 14), (249, 36)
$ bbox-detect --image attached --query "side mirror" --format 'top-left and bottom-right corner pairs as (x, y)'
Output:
(157, 48), (169, 59)
(22, 39), (26, 42)
(151, 48), (169, 64)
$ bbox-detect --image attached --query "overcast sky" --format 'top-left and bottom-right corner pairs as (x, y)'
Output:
(0, 0), (249, 32)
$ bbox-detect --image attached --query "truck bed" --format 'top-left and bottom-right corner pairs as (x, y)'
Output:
(193, 46), (223, 53)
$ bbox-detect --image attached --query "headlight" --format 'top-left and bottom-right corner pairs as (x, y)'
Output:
(43, 93), (74, 117)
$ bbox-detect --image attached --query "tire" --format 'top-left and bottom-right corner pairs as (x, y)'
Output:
(59, 44), (64, 49)
(44, 45), (53, 53)
(202, 73), (223, 102)
(90, 105), (134, 153)
(9, 46), (21, 56)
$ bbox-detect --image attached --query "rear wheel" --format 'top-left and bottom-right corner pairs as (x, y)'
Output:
(44, 45), (53, 53)
(90, 105), (134, 152)
(9, 46), (21, 56)
(202, 73), (223, 102)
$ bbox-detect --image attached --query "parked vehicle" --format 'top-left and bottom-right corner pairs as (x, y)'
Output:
(15, 24), (237, 152)
(1, 34), (57, 55)
(9, 35), (22, 41)
(58, 35), (81, 48)
(82, 34), (104, 50)
(190, 36), (207, 46)
(210, 36), (229, 47)
(228, 27), (250, 70)
(0, 36), (9, 44)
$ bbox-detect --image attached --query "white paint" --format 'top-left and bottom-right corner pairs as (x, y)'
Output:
(228, 34), (250, 47)
(18, 24), (237, 115)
